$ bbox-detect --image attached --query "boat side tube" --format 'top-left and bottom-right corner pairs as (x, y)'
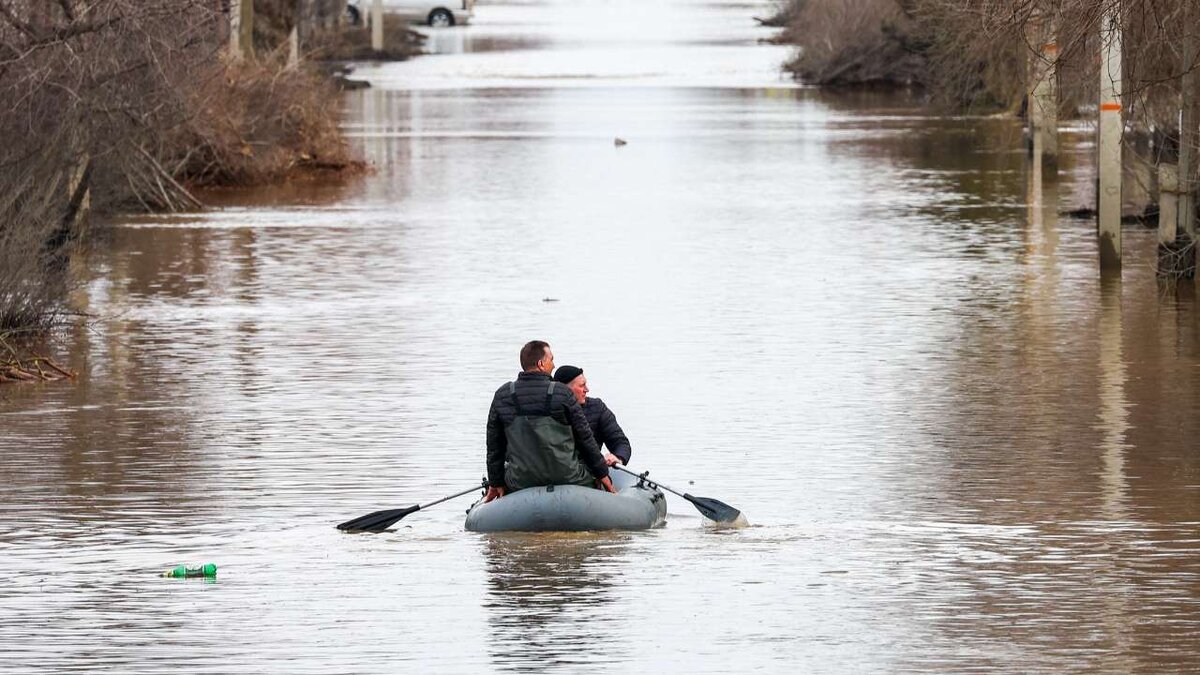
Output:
(464, 478), (666, 532)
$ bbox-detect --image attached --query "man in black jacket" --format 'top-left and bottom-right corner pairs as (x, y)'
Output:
(483, 341), (615, 503)
(552, 365), (632, 466)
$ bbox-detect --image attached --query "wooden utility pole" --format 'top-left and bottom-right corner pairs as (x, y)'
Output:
(1098, 8), (1123, 273)
(372, 0), (384, 52)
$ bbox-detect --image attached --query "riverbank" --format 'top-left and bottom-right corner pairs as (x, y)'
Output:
(768, 0), (1018, 110)
(772, 0), (930, 93)
(0, 4), (423, 374)
(772, 0), (1199, 275)
(168, 59), (366, 194)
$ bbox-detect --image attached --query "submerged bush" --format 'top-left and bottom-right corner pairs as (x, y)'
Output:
(165, 56), (363, 189)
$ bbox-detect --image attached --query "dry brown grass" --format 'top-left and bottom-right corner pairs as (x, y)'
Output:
(165, 55), (365, 189)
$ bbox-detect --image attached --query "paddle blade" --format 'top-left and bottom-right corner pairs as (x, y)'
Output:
(336, 505), (420, 532)
(683, 494), (742, 523)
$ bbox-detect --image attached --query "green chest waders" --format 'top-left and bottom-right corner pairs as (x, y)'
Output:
(504, 381), (593, 491)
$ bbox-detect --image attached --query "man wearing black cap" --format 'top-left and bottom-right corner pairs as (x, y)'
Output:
(553, 365), (632, 467)
(483, 341), (616, 503)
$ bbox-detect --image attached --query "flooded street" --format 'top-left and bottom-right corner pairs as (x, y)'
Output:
(4, 0), (1200, 670)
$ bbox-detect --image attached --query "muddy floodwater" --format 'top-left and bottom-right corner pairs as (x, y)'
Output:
(4, 0), (1200, 671)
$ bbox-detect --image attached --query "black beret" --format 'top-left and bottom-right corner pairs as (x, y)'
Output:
(553, 365), (584, 384)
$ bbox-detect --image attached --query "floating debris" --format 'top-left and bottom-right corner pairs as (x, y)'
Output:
(0, 355), (75, 383)
(614, 137), (627, 147)
(162, 563), (217, 578)
(0, 335), (75, 384)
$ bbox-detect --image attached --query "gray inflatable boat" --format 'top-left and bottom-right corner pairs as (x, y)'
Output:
(464, 469), (667, 532)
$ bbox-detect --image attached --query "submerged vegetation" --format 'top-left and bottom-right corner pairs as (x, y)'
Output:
(165, 58), (363, 191)
(0, 335), (74, 384)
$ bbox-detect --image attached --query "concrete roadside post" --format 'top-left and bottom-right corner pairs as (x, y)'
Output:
(1098, 8), (1123, 273)
(1180, 25), (1198, 283)
(1158, 165), (1179, 247)
(1028, 13), (1058, 160)
(372, 0), (384, 52)
(288, 0), (305, 69)
(229, 0), (242, 59)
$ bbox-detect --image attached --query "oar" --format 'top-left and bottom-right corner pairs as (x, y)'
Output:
(337, 481), (486, 533)
(613, 465), (742, 523)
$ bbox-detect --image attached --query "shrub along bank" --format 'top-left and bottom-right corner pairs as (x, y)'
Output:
(774, 0), (1199, 119)
(0, 2), (420, 372)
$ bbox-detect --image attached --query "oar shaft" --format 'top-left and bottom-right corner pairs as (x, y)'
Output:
(613, 465), (687, 499)
(420, 483), (486, 510)
(611, 465), (743, 524)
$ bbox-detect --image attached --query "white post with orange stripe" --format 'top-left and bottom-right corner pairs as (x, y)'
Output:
(1098, 9), (1123, 272)
(1029, 17), (1058, 158)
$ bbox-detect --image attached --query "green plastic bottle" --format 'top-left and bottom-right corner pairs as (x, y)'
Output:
(162, 563), (217, 578)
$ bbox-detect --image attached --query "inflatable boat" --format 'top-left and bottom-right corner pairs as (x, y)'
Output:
(464, 468), (667, 532)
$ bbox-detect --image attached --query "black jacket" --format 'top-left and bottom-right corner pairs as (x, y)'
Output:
(486, 371), (607, 488)
(581, 398), (632, 465)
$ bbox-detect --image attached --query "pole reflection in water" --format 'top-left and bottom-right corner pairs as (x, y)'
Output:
(1096, 278), (1130, 520)
(483, 533), (629, 669)
(1027, 133), (1060, 270)
(1024, 131), (1062, 318)
(1095, 276), (1134, 667)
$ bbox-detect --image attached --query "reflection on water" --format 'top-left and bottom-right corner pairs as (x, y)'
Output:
(1096, 277), (1130, 521)
(3, 0), (1200, 670)
(483, 533), (627, 669)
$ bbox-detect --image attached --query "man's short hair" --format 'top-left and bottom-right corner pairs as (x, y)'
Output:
(520, 340), (550, 371)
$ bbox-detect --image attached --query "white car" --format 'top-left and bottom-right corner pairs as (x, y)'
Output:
(347, 0), (474, 27)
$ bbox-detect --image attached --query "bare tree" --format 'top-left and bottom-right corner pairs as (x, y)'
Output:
(782, 0), (1198, 115)
(0, 1), (361, 336)
(0, 0), (221, 332)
